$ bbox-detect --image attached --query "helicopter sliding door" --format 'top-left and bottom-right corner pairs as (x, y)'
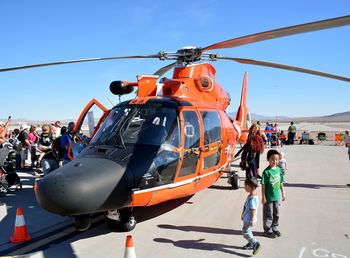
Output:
(174, 109), (222, 192)
(200, 110), (222, 170)
(193, 109), (222, 191)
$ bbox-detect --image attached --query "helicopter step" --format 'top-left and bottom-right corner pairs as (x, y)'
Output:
(107, 208), (136, 232)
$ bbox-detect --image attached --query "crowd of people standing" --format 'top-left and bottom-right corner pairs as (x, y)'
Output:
(0, 118), (78, 175)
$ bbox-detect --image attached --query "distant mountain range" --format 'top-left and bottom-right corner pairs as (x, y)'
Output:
(2, 111), (349, 125)
(294, 111), (350, 122)
(228, 111), (350, 122)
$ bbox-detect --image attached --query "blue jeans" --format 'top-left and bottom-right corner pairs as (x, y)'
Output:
(242, 223), (257, 245)
(245, 159), (257, 178)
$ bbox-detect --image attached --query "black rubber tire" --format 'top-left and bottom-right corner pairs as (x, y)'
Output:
(230, 174), (240, 190)
(120, 215), (136, 232)
(73, 215), (91, 231)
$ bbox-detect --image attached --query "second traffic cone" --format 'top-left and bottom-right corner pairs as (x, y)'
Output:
(124, 235), (136, 258)
(10, 207), (32, 243)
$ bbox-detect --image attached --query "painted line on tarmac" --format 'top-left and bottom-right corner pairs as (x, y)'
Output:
(0, 214), (106, 256)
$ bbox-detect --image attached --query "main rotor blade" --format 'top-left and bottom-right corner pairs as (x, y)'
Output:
(153, 62), (177, 77)
(0, 54), (161, 72)
(202, 15), (350, 52)
(218, 56), (350, 82)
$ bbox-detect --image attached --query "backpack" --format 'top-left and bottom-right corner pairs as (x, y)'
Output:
(52, 136), (65, 160)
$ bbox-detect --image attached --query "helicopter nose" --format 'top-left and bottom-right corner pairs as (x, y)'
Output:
(35, 158), (132, 216)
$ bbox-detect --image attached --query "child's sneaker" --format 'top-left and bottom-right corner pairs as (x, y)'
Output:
(242, 243), (253, 250)
(264, 231), (276, 238)
(253, 241), (262, 255)
(273, 230), (281, 237)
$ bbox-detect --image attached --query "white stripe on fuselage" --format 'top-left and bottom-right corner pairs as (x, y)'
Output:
(133, 162), (229, 194)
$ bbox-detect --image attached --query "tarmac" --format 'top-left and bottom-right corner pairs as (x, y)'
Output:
(0, 144), (349, 258)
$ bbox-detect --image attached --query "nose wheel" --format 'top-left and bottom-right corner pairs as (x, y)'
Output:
(107, 208), (136, 232)
(73, 214), (92, 231)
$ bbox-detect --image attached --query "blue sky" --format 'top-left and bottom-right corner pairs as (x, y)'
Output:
(1, 0), (349, 120)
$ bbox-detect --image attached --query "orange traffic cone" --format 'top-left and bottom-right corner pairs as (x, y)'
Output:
(124, 235), (136, 258)
(10, 208), (32, 243)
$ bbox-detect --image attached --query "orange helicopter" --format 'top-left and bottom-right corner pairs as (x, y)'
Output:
(1, 15), (349, 231)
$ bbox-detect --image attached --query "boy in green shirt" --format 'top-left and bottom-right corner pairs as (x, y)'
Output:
(261, 149), (286, 238)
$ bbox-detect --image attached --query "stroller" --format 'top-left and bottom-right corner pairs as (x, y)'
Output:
(270, 134), (278, 147)
(0, 142), (22, 196)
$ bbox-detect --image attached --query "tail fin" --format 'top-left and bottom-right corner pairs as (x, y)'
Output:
(234, 72), (251, 143)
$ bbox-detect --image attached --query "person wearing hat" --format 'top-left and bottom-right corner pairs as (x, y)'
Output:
(17, 124), (31, 169)
(37, 125), (54, 163)
(40, 126), (60, 175)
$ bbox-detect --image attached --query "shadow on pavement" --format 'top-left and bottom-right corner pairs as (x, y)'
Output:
(284, 182), (350, 189)
(157, 224), (264, 237)
(133, 195), (194, 223)
(154, 237), (251, 257)
(209, 185), (235, 190)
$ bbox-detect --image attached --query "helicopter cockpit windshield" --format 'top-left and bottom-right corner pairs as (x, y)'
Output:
(91, 104), (180, 149)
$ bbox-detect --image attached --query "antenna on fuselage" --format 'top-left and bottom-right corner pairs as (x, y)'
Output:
(107, 97), (115, 107)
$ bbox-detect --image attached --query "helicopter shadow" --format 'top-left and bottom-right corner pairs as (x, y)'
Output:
(132, 195), (194, 223)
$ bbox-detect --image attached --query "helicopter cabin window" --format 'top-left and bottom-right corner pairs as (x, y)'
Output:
(178, 111), (201, 177)
(201, 111), (221, 145)
(201, 111), (221, 169)
(203, 150), (221, 170)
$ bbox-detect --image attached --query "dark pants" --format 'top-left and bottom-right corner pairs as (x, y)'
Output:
(245, 159), (257, 179)
(288, 132), (296, 145)
(263, 201), (280, 233)
(15, 153), (21, 170)
(30, 145), (37, 165)
(255, 153), (260, 175)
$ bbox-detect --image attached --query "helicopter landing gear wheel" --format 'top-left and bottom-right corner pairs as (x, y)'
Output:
(73, 214), (91, 231)
(107, 208), (136, 232)
(120, 215), (136, 232)
(228, 172), (240, 190)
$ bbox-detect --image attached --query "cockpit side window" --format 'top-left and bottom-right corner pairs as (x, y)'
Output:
(178, 111), (200, 177)
(183, 112), (200, 149)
